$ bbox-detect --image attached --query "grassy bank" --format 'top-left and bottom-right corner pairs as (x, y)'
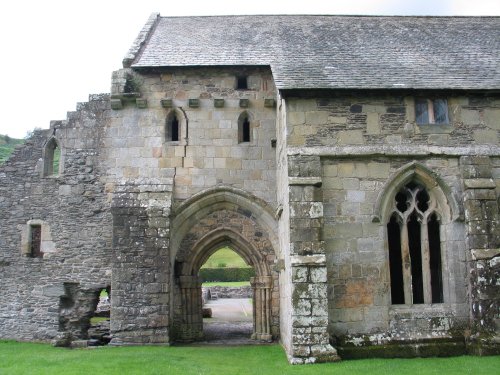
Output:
(201, 247), (248, 268)
(0, 134), (23, 163)
(0, 341), (498, 375)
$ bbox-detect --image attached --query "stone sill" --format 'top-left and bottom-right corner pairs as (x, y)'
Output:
(464, 178), (496, 189)
(417, 124), (453, 134)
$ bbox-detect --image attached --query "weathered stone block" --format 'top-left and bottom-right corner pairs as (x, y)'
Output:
(213, 98), (224, 108)
(110, 99), (123, 110)
(188, 98), (199, 108)
(136, 98), (147, 108)
(338, 130), (364, 145)
(310, 267), (327, 283)
(292, 267), (309, 282)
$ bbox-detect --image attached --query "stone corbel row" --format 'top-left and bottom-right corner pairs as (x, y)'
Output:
(110, 97), (276, 110)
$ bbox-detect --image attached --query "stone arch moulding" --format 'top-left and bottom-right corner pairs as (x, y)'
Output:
(373, 161), (462, 224)
(170, 186), (278, 343)
(170, 185), (278, 264)
(181, 227), (270, 277)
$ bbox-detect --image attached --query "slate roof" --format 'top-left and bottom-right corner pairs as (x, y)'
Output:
(128, 14), (500, 91)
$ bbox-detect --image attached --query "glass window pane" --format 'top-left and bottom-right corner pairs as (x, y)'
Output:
(415, 99), (428, 124)
(433, 99), (449, 124)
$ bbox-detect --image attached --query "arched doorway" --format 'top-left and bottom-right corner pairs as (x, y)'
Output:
(170, 187), (279, 343)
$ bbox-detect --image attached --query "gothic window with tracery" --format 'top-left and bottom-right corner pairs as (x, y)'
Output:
(387, 182), (444, 305)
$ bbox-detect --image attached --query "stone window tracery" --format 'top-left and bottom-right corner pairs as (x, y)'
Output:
(387, 182), (444, 305)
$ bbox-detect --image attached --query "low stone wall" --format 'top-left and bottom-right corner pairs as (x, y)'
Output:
(203, 286), (252, 300)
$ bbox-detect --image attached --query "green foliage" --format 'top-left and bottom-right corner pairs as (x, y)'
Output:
(90, 317), (109, 324)
(0, 134), (23, 164)
(200, 267), (255, 282)
(201, 247), (248, 268)
(52, 145), (61, 174)
(0, 341), (498, 375)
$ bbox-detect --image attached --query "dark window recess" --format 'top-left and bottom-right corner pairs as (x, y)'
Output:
(237, 76), (248, 90)
(166, 113), (179, 142)
(429, 213), (444, 303)
(415, 98), (449, 125)
(242, 118), (250, 142)
(171, 115), (179, 142)
(30, 225), (42, 258)
(387, 215), (405, 304)
(408, 213), (424, 304)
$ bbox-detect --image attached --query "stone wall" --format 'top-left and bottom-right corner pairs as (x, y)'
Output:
(284, 92), (499, 357)
(110, 180), (172, 345)
(106, 66), (277, 204)
(203, 286), (252, 299)
(287, 94), (499, 148)
(0, 95), (112, 344)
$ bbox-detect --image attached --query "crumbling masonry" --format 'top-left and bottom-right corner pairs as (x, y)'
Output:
(0, 14), (499, 363)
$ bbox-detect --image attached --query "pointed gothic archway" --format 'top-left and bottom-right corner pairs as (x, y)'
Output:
(169, 187), (279, 342)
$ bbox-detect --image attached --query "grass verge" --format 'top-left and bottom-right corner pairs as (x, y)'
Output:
(202, 281), (250, 287)
(0, 341), (498, 375)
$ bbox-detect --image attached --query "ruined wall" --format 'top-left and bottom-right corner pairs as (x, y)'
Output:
(0, 95), (112, 344)
(285, 92), (499, 357)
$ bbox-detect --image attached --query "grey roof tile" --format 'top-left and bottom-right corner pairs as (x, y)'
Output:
(130, 15), (500, 90)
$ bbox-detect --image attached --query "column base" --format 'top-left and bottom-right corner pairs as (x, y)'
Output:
(252, 332), (273, 342)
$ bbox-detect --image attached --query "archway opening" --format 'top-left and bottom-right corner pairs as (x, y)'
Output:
(200, 246), (255, 342)
(174, 228), (275, 343)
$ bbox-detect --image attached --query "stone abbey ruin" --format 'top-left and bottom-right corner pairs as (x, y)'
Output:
(0, 14), (498, 363)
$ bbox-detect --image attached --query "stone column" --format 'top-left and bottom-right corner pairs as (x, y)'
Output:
(461, 156), (499, 355)
(179, 275), (204, 341)
(287, 155), (340, 363)
(250, 276), (273, 341)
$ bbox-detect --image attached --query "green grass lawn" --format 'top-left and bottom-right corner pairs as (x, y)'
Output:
(202, 281), (250, 287)
(0, 341), (498, 375)
(201, 247), (248, 268)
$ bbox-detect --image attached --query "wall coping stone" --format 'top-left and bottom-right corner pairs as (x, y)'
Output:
(288, 145), (500, 157)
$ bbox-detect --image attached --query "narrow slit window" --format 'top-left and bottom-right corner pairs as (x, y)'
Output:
(166, 112), (180, 142)
(30, 225), (42, 258)
(44, 138), (61, 176)
(238, 113), (251, 143)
